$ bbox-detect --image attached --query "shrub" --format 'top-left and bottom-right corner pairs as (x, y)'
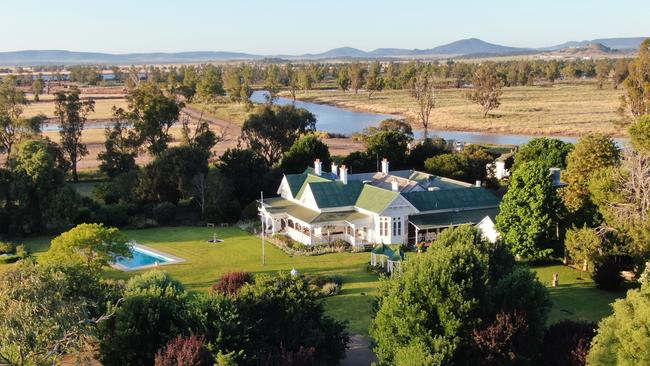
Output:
(472, 310), (530, 365)
(541, 320), (596, 366)
(154, 335), (214, 366)
(153, 202), (176, 225)
(74, 206), (93, 225)
(211, 272), (254, 296)
(0, 255), (19, 264)
(0, 241), (14, 254)
(592, 256), (623, 291)
(320, 282), (341, 297)
(14, 244), (27, 258)
(94, 204), (130, 227)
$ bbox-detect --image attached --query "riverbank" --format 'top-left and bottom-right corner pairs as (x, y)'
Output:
(283, 80), (627, 138)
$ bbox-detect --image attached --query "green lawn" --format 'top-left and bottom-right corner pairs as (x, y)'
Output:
(3, 226), (627, 336)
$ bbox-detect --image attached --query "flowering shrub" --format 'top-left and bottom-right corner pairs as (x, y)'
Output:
(211, 271), (254, 295)
(154, 335), (214, 366)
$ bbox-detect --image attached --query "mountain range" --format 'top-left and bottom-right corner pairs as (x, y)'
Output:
(0, 37), (646, 65)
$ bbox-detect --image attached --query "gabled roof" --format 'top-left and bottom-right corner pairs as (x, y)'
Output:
(307, 180), (364, 208)
(409, 207), (500, 230)
(285, 171), (330, 197)
(355, 184), (400, 213)
(402, 187), (500, 212)
(371, 244), (404, 261)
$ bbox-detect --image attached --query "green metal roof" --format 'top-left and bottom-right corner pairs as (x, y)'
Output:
(409, 207), (500, 230)
(371, 244), (404, 261)
(311, 211), (370, 224)
(286, 205), (320, 223)
(285, 172), (330, 197)
(355, 184), (399, 213)
(307, 181), (364, 208)
(402, 187), (500, 212)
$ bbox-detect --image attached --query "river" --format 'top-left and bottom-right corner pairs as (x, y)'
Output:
(250, 91), (628, 146)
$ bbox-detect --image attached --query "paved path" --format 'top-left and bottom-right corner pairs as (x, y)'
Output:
(342, 335), (378, 366)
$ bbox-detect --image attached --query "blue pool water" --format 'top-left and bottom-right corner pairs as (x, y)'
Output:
(114, 247), (170, 269)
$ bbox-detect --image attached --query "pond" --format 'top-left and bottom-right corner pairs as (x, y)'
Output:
(251, 90), (627, 146)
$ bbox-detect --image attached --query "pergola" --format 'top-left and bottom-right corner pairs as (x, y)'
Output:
(370, 244), (404, 274)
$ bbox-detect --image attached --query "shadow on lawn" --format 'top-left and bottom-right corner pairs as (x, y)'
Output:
(545, 282), (627, 323)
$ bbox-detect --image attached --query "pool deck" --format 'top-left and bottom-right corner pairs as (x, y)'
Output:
(111, 243), (186, 272)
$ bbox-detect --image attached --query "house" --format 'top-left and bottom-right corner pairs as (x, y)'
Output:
(259, 158), (502, 247)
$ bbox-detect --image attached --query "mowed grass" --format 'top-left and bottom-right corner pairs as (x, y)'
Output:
(189, 101), (254, 125)
(2, 227), (626, 335)
(291, 80), (625, 137)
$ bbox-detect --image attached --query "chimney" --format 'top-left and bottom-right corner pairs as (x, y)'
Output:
(331, 162), (338, 177)
(381, 158), (389, 175)
(391, 179), (399, 192)
(314, 159), (322, 176)
(339, 165), (348, 184)
(475, 180), (482, 187)
(549, 168), (561, 186)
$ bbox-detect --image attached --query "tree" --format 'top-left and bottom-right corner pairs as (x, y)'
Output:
(264, 64), (281, 104)
(468, 63), (503, 117)
(348, 63), (365, 94)
(235, 272), (348, 365)
(297, 67), (313, 94)
(98, 109), (139, 179)
(545, 60), (561, 83)
(241, 105), (316, 166)
(179, 112), (221, 155)
(629, 114), (650, 154)
(0, 263), (105, 366)
(371, 225), (549, 365)
(154, 335), (214, 366)
(612, 58), (629, 89)
(424, 146), (495, 184)
(0, 79), (43, 161)
(284, 63), (298, 101)
(136, 145), (209, 204)
(42, 223), (129, 273)
(595, 59), (611, 89)
(336, 66), (350, 91)
(31, 77), (44, 101)
(587, 283), (650, 365)
(407, 137), (447, 170)
(496, 162), (563, 258)
(565, 226), (603, 271)
(280, 134), (331, 174)
(512, 137), (573, 173)
(125, 82), (182, 156)
(618, 39), (650, 121)
(365, 61), (384, 97)
(202, 169), (241, 222)
(99, 270), (192, 366)
(542, 320), (596, 366)
(410, 68), (436, 139)
(54, 87), (94, 182)
(560, 134), (620, 217)
(196, 64), (225, 102)
(363, 130), (410, 168)
(218, 148), (270, 208)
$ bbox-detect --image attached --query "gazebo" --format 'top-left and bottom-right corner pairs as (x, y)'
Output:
(370, 244), (404, 274)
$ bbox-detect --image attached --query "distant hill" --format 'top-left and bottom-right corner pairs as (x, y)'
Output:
(417, 38), (531, 56)
(542, 37), (647, 51)
(0, 37), (646, 65)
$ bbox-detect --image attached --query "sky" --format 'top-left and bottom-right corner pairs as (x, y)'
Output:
(2, 0), (648, 54)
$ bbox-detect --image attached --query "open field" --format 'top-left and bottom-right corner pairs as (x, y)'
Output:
(23, 97), (128, 120)
(189, 101), (253, 125)
(289, 80), (626, 137)
(1, 226), (627, 335)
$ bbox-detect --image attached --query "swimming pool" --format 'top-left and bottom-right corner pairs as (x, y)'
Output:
(113, 244), (184, 271)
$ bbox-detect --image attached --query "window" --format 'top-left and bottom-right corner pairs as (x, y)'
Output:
(392, 217), (402, 236)
(380, 217), (390, 237)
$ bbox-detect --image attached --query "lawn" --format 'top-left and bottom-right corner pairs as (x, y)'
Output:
(2, 226), (627, 335)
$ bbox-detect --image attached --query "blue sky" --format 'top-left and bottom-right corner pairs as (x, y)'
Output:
(3, 0), (648, 54)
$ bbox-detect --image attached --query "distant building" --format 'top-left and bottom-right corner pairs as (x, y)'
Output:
(259, 158), (501, 247)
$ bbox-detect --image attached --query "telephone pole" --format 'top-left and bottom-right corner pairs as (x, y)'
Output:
(260, 191), (266, 265)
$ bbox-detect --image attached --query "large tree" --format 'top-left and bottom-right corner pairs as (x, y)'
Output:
(560, 134), (620, 218)
(496, 161), (564, 258)
(512, 137), (573, 173)
(363, 130), (411, 168)
(410, 68), (436, 139)
(280, 134), (331, 174)
(42, 223), (130, 273)
(124, 82), (182, 156)
(619, 38), (650, 121)
(0, 79), (43, 162)
(263, 64), (281, 104)
(587, 283), (650, 365)
(196, 64), (225, 102)
(54, 87), (95, 182)
(98, 108), (139, 179)
(371, 226), (549, 365)
(365, 61), (384, 98)
(241, 105), (316, 166)
(467, 62), (503, 117)
(348, 63), (365, 94)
